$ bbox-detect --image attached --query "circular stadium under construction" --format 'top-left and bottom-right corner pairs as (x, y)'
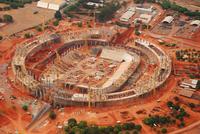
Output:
(12, 27), (171, 107)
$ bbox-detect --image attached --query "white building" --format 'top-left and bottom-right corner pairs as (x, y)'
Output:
(136, 6), (153, 14)
(37, 0), (48, 9)
(180, 79), (199, 89)
(120, 7), (136, 22)
(162, 16), (174, 24)
(190, 20), (200, 27)
(86, 2), (104, 8)
(37, 0), (67, 11)
(134, 14), (152, 24)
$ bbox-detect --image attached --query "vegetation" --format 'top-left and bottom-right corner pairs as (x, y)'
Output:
(176, 49), (200, 63)
(49, 111), (56, 120)
(64, 118), (142, 134)
(3, 14), (13, 23)
(142, 24), (148, 30)
(133, 0), (145, 4)
(35, 26), (42, 32)
(143, 115), (174, 127)
(53, 20), (59, 26)
(63, 0), (82, 16)
(160, 0), (200, 19)
(135, 29), (141, 36)
(167, 101), (190, 121)
(196, 81), (200, 89)
(135, 0), (200, 19)
(143, 101), (190, 131)
(147, 0), (156, 3)
(22, 104), (28, 111)
(161, 128), (167, 134)
(24, 33), (32, 38)
(98, 1), (120, 22)
(54, 11), (62, 20)
(0, 0), (32, 10)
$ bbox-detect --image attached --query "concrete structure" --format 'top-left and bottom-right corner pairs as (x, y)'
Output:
(135, 6), (153, 14)
(134, 14), (153, 24)
(86, 2), (103, 8)
(12, 28), (171, 107)
(180, 79), (199, 89)
(37, 0), (67, 11)
(162, 16), (174, 24)
(179, 89), (194, 98)
(37, 1), (48, 9)
(120, 7), (136, 22)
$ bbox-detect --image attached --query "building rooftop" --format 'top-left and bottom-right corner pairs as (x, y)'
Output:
(162, 16), (174, 23)
(190, 20), (200, 26)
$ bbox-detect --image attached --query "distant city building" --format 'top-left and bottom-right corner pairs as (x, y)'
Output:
(37, 0), (67, 11)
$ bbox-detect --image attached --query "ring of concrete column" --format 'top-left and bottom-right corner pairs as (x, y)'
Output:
(12, 33), (171, 107)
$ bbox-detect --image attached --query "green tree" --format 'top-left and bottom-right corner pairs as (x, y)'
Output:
(113, 124), (122, 133)
(78, 121), (87, 129)
(22, 104), (28, 111)
(3, 14), (13, 23)
(54, 11), (62, 20)
(53, 20), (59, 26)
(134, 0), (144, 4)
(161, 0), (171, 9)
(24, 33), (32, 38)
(49, 110), (56, 119)
(98, 1), (120, 22)
(134, 124), (142, 131)
(167, 101), (173, 108)
(68, 118), (77, 128)
(161, 128), (167, 134)
(135, 29), (140, 36)
(36, 26), (42, 32)
(87, 126), (100, 134)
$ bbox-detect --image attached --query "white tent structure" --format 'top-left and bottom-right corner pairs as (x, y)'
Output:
(37, 1), (48, 9)
(190, 20), (200, 27)
(162, 16), (174, 24)
(37, 0), (66, 11)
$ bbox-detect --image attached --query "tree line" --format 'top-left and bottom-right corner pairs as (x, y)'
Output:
(0, 0), (33, 10)
(133, 0), (200, 19)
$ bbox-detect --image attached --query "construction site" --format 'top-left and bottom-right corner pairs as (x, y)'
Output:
(11, 26), (171, 108)
(0, 0), (200, 134)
